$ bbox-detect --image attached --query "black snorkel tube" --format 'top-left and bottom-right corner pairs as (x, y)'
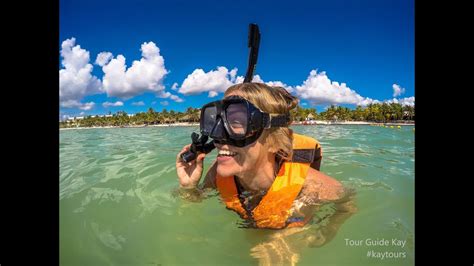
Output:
(244, 23), (261, 83)
(180, 23), (261, 163)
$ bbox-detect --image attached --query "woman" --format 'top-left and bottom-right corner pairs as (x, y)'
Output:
(176, 83), (356, 263)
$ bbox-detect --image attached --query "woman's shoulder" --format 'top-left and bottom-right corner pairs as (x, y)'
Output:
(299, 167), (344, 201)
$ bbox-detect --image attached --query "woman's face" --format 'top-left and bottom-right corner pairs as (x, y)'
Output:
(215, 136), (266, 178)
(215, 92), (269, 177)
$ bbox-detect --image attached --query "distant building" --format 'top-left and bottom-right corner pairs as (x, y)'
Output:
(65, 116), (84, 121)
(306, 113), (315, 121)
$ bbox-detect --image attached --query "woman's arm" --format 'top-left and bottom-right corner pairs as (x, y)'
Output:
(174, 160), (218, 202)
(298, 168), (357, 246)
(306, 186), (357, 247)
(249, 169), (357, 264)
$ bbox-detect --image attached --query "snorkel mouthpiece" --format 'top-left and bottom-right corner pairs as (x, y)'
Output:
(180, 132), (215, 163)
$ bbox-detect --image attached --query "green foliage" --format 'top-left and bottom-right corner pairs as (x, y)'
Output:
(60, 103), (414, 128)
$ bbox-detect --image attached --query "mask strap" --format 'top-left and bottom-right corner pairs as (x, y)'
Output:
(263, 114), (291, 129)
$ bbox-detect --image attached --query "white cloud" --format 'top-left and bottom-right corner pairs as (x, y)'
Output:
(250, 74), (264, 83)
(399, 97), (415, 106)
(234, 74), (294, 93)
(233, 74), (263, 84)
(102, 101), (124, 107)
(234, 76), (244, 84)
(61, 100), (96, 110)
(61, 114), (70, 121)
(132, 101), (145, 106)
(60, 100), (78, 108)
(158, 91), (184, 102)
(80, 102), (95, 110)
(151, 101), (157, 105)
(95, 52), (113, 67)
(178, 67), (295, 97)
(293, 70), (374, 106)
(170, 94), (184, 102)
(385, 97), (415, 106)
(234, 74), (265, 84)
(178, 67), (237, 96)
(158, 91), (171, 98)
(259, 77), (294, 93)
(358, 98), (380, 106)
(171, 82), (178, 91)
(392, 84), (405, 97)
(59, 38), (102, 108)
(265, 81), (293, 92)
(160, 101), (169, 106)
(100, 42), (169, 99)
(79, 112), (85, 116)
(174, 65), (412, 108)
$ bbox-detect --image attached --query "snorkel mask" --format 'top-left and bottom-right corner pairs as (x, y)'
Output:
(181, 24), (264, 162)
(200, 95), (290, 147)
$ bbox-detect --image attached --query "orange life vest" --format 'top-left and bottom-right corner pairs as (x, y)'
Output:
(215, 133), (321, 229)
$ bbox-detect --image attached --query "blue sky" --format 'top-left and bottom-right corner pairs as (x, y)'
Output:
(59, 0), (414, 119)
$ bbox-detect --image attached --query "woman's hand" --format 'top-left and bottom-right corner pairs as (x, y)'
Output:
(176, 144), (207, 189)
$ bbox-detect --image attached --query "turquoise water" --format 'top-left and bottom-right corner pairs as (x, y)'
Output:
(60, 125), (414, 265)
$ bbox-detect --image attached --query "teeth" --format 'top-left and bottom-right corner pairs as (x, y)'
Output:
(218, 150), (237, 156)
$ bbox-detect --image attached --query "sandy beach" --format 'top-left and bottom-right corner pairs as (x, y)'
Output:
(60, 122), (199, 130)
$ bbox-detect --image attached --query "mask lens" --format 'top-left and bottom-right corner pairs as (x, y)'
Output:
(202, 106), (217, 134)
(226, 103), (248, 137)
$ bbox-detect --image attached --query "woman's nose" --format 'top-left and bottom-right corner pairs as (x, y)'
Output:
(210, 118), (226, 140)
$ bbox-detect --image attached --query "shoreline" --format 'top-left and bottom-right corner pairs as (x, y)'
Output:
(59, 122), (199, 130)
(294, 120), (415, 126)
(59, 121), (414, 130)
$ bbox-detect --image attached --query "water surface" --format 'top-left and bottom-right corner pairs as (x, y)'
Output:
(60, 125), (414, 265)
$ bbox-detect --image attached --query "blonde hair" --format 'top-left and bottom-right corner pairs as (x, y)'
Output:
(224, 83), (299, 161)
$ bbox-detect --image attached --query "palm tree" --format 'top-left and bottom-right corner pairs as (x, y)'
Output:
(352, 106), (364, 121)
(402, 105), (414, 121)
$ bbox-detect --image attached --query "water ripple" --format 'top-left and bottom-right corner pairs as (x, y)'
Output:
(60, 125), (414, 265)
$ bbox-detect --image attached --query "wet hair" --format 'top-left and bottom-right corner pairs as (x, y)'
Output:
(224, 82), (299, 161)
